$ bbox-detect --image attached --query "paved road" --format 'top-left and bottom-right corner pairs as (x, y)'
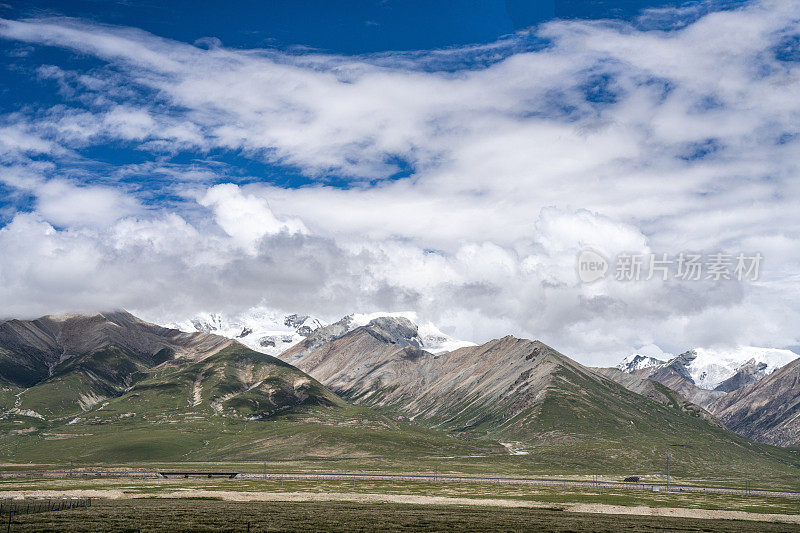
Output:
(2, 470), (799, 499)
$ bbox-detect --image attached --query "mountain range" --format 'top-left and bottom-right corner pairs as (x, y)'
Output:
(0, 311), (490, 463)
(168, 310), (473, 358)
(1, 310), (800, 484)
(616, 347), (796, 392)
(612, 347), (800, 446)
(281, 317), (721, 439)
(169, 310), (800, 448)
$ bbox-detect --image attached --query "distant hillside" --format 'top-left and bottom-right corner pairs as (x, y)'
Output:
(283, 317), (707, 437)
(0, 310), (231, 389)
(630, 361), (725, 409)
(616, 348), (797, 401)
(710, 358), (800, 446)
(0, 311), (232, 417)
(0, 310), (342, 428)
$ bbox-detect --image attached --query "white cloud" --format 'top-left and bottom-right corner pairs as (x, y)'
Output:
(0, 125), (57, 158)
(35, 180), (141, 227)
(0, 168), (141, 228)
(0, 2), (799, 364)
(199, 184), (307, 252)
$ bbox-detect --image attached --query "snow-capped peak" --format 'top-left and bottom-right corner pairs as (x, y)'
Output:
(164, 308), (474, 358)
(685, 347), (797, 390)
(616, 354), (665, 373)
(617, 346), (798, 391)
(348, 311), (475, 354)
(164, 308), (325, 357)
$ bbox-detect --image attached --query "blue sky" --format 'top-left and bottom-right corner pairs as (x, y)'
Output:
(0, 0), (798, 364)
(1, 0), (726, 205)
(3, 1), (720, 53)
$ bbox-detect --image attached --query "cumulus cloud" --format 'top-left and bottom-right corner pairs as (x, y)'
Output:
(199, 184), (307, 253)
(36, 180), (141, 227)
(0, 1), (799, 364)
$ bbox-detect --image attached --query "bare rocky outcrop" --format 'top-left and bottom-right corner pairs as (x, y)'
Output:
(713, 360), (769, 393)
(281, 315), (362, 365)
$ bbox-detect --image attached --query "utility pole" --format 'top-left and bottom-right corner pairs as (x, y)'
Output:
(666, 454), (670, 492)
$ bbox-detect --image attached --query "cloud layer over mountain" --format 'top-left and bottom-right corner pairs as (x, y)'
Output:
(1, 1), (799, 364)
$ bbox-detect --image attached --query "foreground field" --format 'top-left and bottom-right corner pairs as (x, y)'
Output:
(6, 498), (800, 532)
(2, 476), (800, 516)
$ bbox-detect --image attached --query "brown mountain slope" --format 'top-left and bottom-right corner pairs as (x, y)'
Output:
(709, 357), (800, 446)
(1, 312), (499, 465)
(0, 311), (233, 417)
(273, 317), (800, 483)
(0, 310), (230, 388)
(593, 367), (718, 424)
(631, 362), (724, 409)
(281, 318), (734, 440)
(283, 317), (575, 432)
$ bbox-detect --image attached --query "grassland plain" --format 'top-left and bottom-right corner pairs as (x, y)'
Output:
(3, 477), (800, 514)
(5, 498), (800, 532)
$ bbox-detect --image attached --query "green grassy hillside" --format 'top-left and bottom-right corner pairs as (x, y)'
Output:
(0, 343), (501, 464)
(489, 365), (800, 483)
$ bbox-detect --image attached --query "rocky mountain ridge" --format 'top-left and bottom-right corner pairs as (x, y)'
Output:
(617, 347), (797, 400)
(165, 309), (473, 359)
(279, 317), (743, 447)
(3, 309), (800, 466)
(709, 358), (800, 446)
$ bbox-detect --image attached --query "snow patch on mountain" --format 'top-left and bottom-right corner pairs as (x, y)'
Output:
(165, 309), (324, 357)
(618, 346), (798, 391)
(616, 354), (665, 373)
(166, 309), (473, 357)
(688, 347), (797, 390)
(349, 311), (475, 354)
